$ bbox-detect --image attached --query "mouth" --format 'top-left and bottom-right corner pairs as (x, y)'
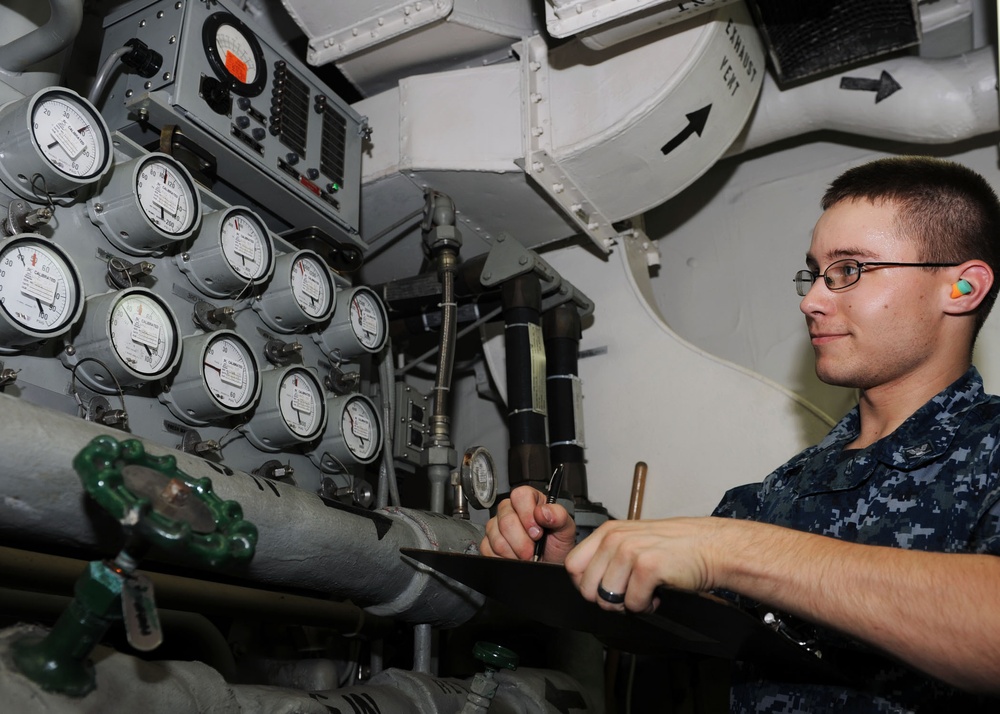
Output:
(810, 332), (847, 346)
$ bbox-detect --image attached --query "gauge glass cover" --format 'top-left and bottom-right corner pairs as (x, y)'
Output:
(110, 293), (176, 376)
(220, 210), (270, 281)
(135, 158), (196, 236)
(350, 290), (385, 350)
(0, 240), (78, 333)
(204, 335), (256, 409)
(290, 255), (331, 318)
(341, 397), (379, 461)
(32, 93), (107, 179)
(278, 369), (323, 438)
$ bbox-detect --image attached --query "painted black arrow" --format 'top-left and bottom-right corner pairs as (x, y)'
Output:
(660, 104), (712, 156)
(545, 677), (588, 713)
(840, 70), (902, 103)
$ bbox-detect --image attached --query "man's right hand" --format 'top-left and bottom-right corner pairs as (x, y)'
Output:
(480, 485), (577, 563)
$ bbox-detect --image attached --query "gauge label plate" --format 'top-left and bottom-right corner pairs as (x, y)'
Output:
(50, 118), (87, 159)
(152, 182), (182, 215)
(292, 387), (314, 414)
(131, 316), (161, 348)
(350, 409), (372, 440)
(220, 359), (245, 387)
(21, 268), (58, 304)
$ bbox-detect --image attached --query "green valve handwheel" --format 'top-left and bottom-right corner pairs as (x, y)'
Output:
(73, 435), (257, 566)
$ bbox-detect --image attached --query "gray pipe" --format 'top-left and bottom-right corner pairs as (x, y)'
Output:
(0, 393), (484, 626)
(0, 0), (83, 74)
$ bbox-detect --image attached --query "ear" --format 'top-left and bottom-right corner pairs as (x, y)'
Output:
(943, 260), (994, 315)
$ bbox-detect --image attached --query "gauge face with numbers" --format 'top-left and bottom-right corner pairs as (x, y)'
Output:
(135, 156), (198, 236)
(109, 291), (178, 377)
(340, 395), (381, 462)
(290, 254), (333, 318)
(203, 12), (266, 97)
(349, 288), (387, 351)
(461, 446), (497, 509)
(203, 333), (258, 409)
(278, 368), (324, 439)
(220, 208), (272, 281)
(32, 91), (110, 180)
(0, 237), (81, 336)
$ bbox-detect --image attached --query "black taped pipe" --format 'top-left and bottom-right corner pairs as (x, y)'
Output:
(502, 275), (550, 490)
(544, 304), (589, 503)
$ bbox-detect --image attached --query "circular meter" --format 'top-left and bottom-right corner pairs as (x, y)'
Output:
(309, 393), (383, 471)
(160, 330), (261, 425)
(243, 366), (328, 451)
(0, 87), (112, 199)
(176, 206), (274, 297)
(203, 13), (266, 97)
(312, 286), (388, 360)
(0, 234), (84, 348)
(461, 446), (498, 509)
(61, 287), (182, 393)
(251, 249), (335, 333)
(87, 152), (202, 255)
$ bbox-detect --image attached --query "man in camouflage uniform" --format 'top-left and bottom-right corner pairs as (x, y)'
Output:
(482, 156), (1000, 712)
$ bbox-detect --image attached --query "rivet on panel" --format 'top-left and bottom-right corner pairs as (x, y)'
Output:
(531, 162), (544, 172)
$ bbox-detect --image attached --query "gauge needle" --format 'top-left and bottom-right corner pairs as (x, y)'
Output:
(35, 298), (46, 318)
(16, 250), (24, 265)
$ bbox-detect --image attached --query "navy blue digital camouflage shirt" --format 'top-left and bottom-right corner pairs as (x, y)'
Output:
(713, 367), (1000, 713)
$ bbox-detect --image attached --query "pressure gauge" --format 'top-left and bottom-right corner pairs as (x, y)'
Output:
(243, 366), (328, 451)
(312, 286), (388, 360)
(61, 287), (182, 393)
(159, 330), (261, 425)
(251, 249), (336, 333)
(177, 206), (275, 298)
(309, 393), (383, 471)
(87, 152), (202, 255)
(0, 234), (83, 347)
(461, 446), (498, 509)
(0, 87), (112, 198)
(203, 12), (266, 97)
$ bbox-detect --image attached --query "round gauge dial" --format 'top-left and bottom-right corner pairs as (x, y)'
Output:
(349, 288), (386, 351)
(341, 395), (381, 462)
(135, 156), (198, 236)
(220, 208), (271, 281)
(290, 254), (333, 318)
(203, 12), (266, 97)
(0, 236), (82, 339)
(461, 446), (498, 509)
(203, 333), (258, 410)
(32, 90), (110, 180)
(109, 291), (178, 377)
(278, 368), (324, 439)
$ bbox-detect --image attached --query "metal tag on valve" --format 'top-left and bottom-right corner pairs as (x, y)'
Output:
(122, 572), (163, 651)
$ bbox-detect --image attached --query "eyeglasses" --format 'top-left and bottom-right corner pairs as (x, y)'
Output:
(794, 258), (960, 297)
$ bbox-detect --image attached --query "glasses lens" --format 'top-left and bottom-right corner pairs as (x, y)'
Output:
(794, 270), (814, 297)
(825, 259), (861, 290)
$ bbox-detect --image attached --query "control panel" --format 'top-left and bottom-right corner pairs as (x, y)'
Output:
(96, 0), (365, 248)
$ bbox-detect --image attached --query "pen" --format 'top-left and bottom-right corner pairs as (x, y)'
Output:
(532, 464), (565, 562)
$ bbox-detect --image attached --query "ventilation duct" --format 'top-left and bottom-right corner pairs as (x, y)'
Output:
(744, 0), (921, 84)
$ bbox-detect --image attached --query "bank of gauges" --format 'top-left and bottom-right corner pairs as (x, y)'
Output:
(160, 330), (261, 424)
(88, 152), (202, 255)
(312, 286), (388, 360)
(252, 249), (335, 333)
(0, 87), (113, 199)
(310, 393), (383, 472)
(177, 206), (274, 298)
(61, 287), (181, 393)
(243, 366), (327, 451)
(0, 234), (84, 350)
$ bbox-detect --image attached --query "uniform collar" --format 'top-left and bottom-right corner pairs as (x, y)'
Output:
(793, 367), (987, 495)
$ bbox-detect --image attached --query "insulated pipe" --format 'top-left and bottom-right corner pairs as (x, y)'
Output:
(727, 46), (1000, 156)
(503, 274), (550, 491)
(0, 0), (83, 73)
(543, 303), (588, 503)
(0, 393), (484, 627)
(427, 247), (459, 513)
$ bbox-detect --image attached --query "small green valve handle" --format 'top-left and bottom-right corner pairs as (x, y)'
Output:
(460, 641), (519, 713)
(12, 435), (258, 696)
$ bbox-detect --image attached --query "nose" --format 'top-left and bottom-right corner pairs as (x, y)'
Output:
(799, 277), (832, 317)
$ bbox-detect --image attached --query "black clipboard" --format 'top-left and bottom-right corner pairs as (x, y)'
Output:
(401, 548), (845, 682)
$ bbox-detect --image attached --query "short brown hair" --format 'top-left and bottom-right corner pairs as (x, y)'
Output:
(822, 156), (1000, 335)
